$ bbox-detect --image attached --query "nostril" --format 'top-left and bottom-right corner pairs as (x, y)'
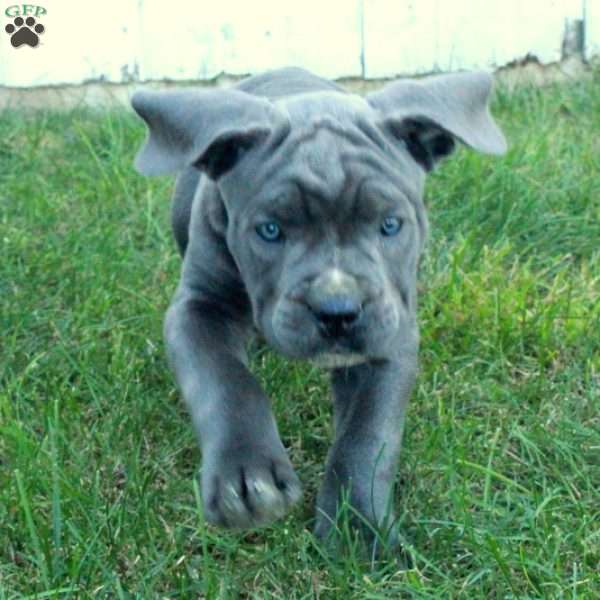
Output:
(310, 296), (362, 337)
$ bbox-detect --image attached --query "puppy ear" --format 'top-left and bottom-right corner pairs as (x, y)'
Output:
(367, 71), (507, 171)
(131, 89), (278, 179)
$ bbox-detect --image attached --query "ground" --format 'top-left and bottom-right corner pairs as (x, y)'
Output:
(1, 75), (599, 598)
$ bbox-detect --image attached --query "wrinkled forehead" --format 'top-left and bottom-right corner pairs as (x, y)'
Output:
(282, 124), (353, 204)
(274, 92), (380, 199)
(223, 91), (424, 213)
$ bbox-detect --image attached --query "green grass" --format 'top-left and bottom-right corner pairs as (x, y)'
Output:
(1, 76), (599, 598)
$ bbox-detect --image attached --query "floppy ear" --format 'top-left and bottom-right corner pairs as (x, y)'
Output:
(131, 88), (279, 179)
(367, 71), (507, 171)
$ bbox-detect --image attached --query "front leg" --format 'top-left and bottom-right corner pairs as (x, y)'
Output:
(315, 354), (417, 546)
(165, 290), (301, 528)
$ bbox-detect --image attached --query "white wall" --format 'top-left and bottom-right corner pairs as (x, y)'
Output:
(0, 0), (596, 87)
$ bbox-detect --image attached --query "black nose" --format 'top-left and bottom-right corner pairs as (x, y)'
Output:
(310, 296), (362, 338)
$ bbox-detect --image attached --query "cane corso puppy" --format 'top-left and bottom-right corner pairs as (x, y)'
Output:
(131, 67), (506, 549)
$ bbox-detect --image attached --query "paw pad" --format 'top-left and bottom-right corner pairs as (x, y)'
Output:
(5, 16), (45, 48)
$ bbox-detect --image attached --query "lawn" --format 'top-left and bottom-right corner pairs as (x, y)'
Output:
(1, 75), (599, 598)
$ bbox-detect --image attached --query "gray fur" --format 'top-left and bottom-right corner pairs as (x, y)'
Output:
(131, 66), (506, 548)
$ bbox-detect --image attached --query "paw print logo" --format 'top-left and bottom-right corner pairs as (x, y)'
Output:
(5, 16), (45, 48)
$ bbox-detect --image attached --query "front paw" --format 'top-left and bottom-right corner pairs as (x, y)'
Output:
(314, 484), (400, 557)
(201, 444), (302, 528)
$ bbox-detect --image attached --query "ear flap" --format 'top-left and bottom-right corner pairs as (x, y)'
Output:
(131, 88), (279, 179)
(367, 71), (507, 171)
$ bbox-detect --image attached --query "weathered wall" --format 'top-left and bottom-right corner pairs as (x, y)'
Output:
(0, 0), (595, 108)
(1, 0), (596, 85)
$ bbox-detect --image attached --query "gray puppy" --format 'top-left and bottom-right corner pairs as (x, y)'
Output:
(131, 67), (506, 547)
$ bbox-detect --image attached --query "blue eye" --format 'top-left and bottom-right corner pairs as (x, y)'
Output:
(380, 216), (403, 237)
(256, 221), (283, 242)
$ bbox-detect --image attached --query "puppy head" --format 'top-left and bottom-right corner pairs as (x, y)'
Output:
(132, 72), (506, 365)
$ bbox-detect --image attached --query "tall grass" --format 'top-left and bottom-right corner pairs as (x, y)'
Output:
(1, 77), (598, 598)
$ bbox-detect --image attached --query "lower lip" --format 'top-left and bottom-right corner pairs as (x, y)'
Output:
(311, 352), (367, 369)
